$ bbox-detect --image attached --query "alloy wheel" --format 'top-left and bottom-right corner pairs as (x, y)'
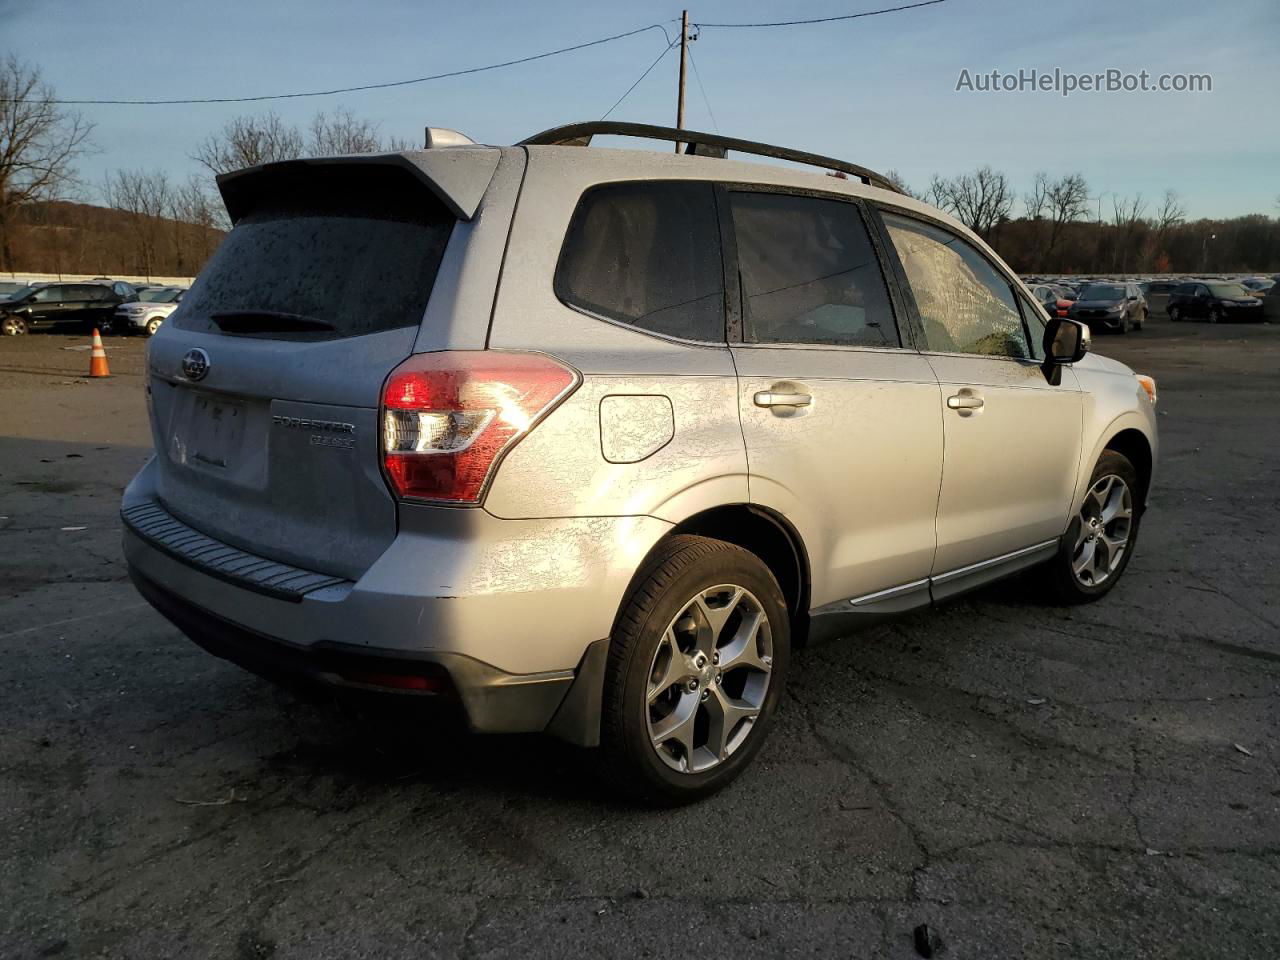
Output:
(2, 316), (26, 336)
(1071, 474), (1133, 587)
(645, 584), (773, 774)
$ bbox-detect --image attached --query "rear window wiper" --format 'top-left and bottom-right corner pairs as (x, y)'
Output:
(210, 310), (335, 333)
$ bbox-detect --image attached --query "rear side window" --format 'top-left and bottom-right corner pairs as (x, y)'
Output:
(176, 165), (455, 339)
(882, 212), (1029, 359)
(555, 181), (725, 342)
(730, 192), (898, 348)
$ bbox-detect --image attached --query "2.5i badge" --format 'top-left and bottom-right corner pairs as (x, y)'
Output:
(272, 415), (356, 450)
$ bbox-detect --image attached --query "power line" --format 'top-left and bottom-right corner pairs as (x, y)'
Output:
(2, 22), (678, 106)
(0, 3), (951, 108)
(685, 43), (719, 133)
(602, 41), (678, 120)
(695, 0), (947, 29)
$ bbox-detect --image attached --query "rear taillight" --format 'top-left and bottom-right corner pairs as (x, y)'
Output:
(381, 351), (580, 504)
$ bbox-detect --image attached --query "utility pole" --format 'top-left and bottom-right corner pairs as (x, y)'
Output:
(675, 10), (688, 153)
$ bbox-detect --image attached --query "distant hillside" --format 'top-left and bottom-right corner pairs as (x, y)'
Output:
(4, 200), (224, 279)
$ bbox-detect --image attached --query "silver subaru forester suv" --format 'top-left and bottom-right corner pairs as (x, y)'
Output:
(123, 122), (1158, 803)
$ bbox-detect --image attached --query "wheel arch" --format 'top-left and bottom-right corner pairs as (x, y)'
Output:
(1103, 427), (1154, 512)
(546, 502), (812, 749)
(666, 503), (812, 646)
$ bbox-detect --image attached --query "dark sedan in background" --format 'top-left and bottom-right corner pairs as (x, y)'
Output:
(1167, 281), (1266, 323)
(1066, 282), (1147, 333)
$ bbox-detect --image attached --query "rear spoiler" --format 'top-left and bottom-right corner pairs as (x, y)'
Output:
(216, 148), (501, 223)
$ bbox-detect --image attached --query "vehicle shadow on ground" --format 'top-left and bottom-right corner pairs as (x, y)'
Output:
(242, 574), (1050, 809)
(256, 683), (618, 807)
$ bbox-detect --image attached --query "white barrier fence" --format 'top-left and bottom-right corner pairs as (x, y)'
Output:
(2, 272), (196, 287)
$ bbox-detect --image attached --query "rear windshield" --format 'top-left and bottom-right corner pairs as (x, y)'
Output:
(1078, 284), (1125, 300)
(175, 165), (455, 339)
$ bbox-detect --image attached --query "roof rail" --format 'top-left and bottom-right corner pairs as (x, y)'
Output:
(519, 121), (901, 193)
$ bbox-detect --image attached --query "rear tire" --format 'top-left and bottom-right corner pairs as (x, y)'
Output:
(599, 535), (790, 805)
(1034, 450), (1141, 605)
(1169, 306), (1181, 322)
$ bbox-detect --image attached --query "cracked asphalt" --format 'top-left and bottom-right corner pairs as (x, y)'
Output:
(1, 317), (1277, 959)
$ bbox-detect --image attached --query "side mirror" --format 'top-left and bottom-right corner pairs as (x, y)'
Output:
(1040, 318), (1089, 385)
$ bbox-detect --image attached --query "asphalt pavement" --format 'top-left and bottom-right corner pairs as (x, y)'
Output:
(1, 317), (1276, 959)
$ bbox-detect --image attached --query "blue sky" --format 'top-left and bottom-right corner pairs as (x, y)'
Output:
(5, 0), (1277, 219)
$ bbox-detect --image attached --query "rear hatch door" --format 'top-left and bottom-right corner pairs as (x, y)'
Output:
(145, 154), (496, 581)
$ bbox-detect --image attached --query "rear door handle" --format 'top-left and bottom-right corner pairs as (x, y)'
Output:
(754, 391), (812, 408)
(946, 394), (985, 410)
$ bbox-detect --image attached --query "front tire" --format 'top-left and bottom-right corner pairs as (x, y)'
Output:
(1209, 306), (1223, 324)
(146, 317), (163, 336)
(1, 315), (27, 336)
(1169, 306), (1181, 322)
(1035, 450), (1141, 605)
(600, 535), (790, 805)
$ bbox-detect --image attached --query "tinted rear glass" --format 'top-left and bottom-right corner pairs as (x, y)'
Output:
(176, 165), (454, 339)
(555, 181), (725, 342)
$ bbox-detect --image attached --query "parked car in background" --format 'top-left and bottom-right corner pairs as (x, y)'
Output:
(1067, 282), (1147, 333)
(0, 282), (129, 336)
(1167, 281), (1265, 323)
(1266, 282), (1280, 319)
(112, 286), (186, 335)
(122, 122), (1159, 802)
(0, 279), (35, 300)
(1031, 283), (1072, 318)
(1241, 278), (1275, 298)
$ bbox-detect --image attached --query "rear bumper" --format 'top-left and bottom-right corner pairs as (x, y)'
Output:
(122, 462), (672, 741)
(129, 566), (582, 735)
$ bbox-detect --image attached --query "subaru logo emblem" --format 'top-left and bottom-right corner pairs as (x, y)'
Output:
(181, 348), (210, 381)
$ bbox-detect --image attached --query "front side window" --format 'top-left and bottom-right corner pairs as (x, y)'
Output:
(556, 181), (724, 342)
(882, 212), (1029, 359)
(729, 191), (897, 347)
(31, 286), (59, 302)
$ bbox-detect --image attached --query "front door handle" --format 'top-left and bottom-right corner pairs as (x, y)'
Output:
(754, 391), (812, 408)
(946, 394), (985, 410)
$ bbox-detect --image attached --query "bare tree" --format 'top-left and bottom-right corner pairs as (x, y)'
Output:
(1109, 193), (1148, 272)
(929, 166), (1013, 240)
(103, 169), (173, 277)
(191, 112), (304, 175)
(1153, 189), (1186, 233)
(1043, 173), (1090, 262)
(1025, 172), (1050, 220)
(308, 108), (383, 156)
(883, 169), (916, 198)
(0, 56), (93, 269)
(169, 175), (224, 272)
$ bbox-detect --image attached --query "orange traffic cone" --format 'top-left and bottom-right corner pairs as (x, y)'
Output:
(89, 329), (110, 378)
